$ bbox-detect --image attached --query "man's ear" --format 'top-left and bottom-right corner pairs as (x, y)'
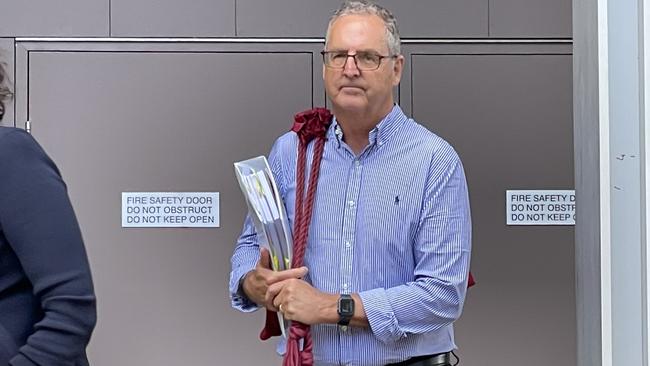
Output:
(392, 55), (405, 87)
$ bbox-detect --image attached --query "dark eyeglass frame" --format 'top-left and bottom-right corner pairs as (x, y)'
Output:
(321, 50), (398, 71)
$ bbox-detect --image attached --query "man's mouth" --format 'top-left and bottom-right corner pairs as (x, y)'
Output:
(340, 85), (364, 91)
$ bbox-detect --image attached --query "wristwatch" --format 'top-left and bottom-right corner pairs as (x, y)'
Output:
(337, 294), (355, 326)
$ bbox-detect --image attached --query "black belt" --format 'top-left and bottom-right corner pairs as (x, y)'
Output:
(386, 352), (452, 366)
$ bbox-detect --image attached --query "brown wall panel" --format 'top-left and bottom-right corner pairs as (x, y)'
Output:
(490, 0), (572, 38)
(376, 0), (487, 38)
(1, 0), (108, 37)
(237, 0), (487, 38)
(111, 0), (235, 37)
(237, 0), (334, 37)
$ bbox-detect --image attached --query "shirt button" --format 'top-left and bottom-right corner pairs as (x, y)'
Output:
(354, 160), (361, 167)
(343, 283), (348, 289)
(345, 241), (351, 248)
(348, 200), (355, 207)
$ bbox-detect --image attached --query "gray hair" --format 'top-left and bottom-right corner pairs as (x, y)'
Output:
(0, 62), (11, 121)
(325, 1), (401, 56)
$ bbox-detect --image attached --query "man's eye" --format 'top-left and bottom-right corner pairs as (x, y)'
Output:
(359, 53), (378, 63)
(332, 53), (348, 60)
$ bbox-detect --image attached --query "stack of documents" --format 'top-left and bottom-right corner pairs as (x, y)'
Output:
(234, 156), (293, 337)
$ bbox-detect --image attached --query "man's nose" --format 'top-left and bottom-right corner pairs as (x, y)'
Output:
(342, 55), (360, 77)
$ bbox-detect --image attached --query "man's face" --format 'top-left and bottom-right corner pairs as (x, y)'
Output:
(323, 14), (404, 115)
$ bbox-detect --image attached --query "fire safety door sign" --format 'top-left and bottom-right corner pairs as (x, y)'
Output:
(122, 192), (220, 228)
(506, 190), (575, 226)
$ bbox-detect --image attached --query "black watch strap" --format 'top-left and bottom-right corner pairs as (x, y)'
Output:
(337, 294), (354, 326)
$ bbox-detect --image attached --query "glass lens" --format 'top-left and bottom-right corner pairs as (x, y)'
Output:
(356, 52), (380, 69)
(329, 51), (348, 67)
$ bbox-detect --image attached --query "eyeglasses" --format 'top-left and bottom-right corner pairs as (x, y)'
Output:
(321, 50), (397, 71)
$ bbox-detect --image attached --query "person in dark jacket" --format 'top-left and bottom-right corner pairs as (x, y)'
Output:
(0, 63), (96, 365)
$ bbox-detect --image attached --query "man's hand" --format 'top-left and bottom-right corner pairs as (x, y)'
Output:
(266, 279), (338, 325)
(241, 248), (308, 310)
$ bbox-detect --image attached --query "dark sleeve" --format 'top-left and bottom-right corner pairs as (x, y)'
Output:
(0, 130), (97, 366)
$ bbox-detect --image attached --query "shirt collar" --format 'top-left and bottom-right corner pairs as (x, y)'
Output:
(328, 104), (407, 148)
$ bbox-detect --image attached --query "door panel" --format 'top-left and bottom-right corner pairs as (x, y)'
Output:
(28, 51), (312, 366)
(411, 54), (575, 366)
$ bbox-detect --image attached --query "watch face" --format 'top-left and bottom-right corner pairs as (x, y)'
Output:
(340, 299), (353, 314)
(338, 296), (354, 326)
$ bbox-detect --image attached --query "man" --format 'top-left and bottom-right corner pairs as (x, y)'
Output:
(0, 63), (97, 365)
(230, 2), (471, 365)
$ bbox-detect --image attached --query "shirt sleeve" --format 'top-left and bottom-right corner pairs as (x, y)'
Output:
(358, 152), (472, 344)
(0, 130), (97, 366)
(229, 137), (288, 312)
(229, 214), (263, 312)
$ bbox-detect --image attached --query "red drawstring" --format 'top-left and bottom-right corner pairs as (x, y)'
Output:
(281, 135), (326, 366)
(283, 322), (314, 366)
(258, 108), (332, 365)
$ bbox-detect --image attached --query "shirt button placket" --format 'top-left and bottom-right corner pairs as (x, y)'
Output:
(339, 158), (362, 363)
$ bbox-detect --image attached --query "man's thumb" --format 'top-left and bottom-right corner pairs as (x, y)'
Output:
(258, 248), (272, 269)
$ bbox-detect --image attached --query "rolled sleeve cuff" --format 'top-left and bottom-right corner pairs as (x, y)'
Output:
(229, 263), (259, 313)
(10, 348), (73, 366)
(10, 354), (38, 366)
(358, 288), (406, 344)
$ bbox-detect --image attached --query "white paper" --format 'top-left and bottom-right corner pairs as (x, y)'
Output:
(234, 156), (294, 337)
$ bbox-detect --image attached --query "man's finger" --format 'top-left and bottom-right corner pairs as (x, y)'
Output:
(270, 266), (308, 283)
(272, 293), (284, 311)
(265, 281), (287, 308)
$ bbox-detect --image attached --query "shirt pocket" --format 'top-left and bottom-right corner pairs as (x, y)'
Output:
(357, 185), (421, 288)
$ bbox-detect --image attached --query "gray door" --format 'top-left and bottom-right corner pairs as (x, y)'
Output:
(408, 48), (575, 366)
(18, 45), (317, 365)
(13, 40), (574, 366)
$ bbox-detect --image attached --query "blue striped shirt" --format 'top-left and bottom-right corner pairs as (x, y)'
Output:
(230, 105), (472, 366)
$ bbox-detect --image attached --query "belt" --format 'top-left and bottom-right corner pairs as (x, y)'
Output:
(386, 352), (452, 366)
